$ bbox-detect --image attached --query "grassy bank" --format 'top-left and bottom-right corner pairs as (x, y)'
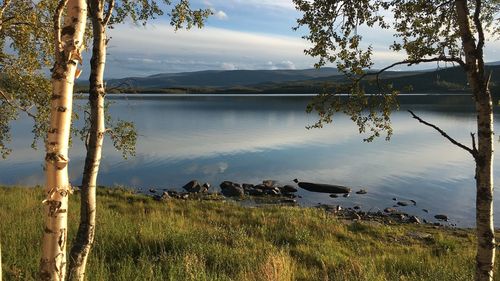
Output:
(0, 187), (498, 281)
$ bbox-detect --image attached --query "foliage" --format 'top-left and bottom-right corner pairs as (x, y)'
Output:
(0, 0), (55, 158)
(293, 0), (500, 141)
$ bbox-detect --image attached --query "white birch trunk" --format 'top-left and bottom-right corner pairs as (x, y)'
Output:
(455, 1), (495, 280)
(68, 1), (107, 279)
(39, 0), (87, 279)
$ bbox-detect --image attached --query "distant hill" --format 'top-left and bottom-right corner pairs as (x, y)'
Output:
(76, 66), (500, 96)
(104, 68), (341, 88)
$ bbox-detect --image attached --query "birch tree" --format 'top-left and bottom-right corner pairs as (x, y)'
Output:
(39, 0), (87, 279)
(67, 1), (210, 280)
(293, 1), (499, 280)
(0, 1), (53, 279)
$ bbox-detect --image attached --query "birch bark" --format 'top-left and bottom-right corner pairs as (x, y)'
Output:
(68, 0), (108, 279)
(40, 0), (87, 279)
(455, 1), (495, 280)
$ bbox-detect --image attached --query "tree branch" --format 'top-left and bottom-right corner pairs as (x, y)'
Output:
(474, 0), (485, 79)
(53, 0), (68, 59)
(471, 132), (478, 154)
(0, 89), (37, 119)
(474, 0), (485, 52)
(361, 57), (466, 82)
(352, 56), (466, 94)
(103, 0), (115, 26)
(408, 110), (477, 158)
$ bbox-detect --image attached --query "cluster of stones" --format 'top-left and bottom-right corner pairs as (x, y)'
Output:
(150, 179), (299, 203)
(219, 180), (297, 199)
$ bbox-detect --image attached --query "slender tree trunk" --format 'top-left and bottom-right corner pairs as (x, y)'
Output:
(455, 1), (495, 280)
(474, 88), (495, 281)
(39, 0), (87, 279)
(68, 1), (107, 280)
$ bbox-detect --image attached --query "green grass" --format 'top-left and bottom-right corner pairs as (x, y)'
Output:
(0, 186), (498, 280)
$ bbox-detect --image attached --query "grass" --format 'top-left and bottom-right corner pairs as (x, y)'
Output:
(0, 186), (499, 280)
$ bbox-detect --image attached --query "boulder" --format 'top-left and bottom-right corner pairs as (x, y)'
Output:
(297, 181), (351, 194)
(397, 201), (411, 207)
(409, 216), (421, 224)
(434, 214), (448, 221)
(153, 192), (170, 202)
(355, 189), (367, 195)
(263, 180), (277, 188)
(247, 188), (264, 196)
(182, 180), (208, 193)
(282, 185), (298, 193)
(220, 181), (244, 197)
(242, 183), (254, 190)
(384, 207), (397, 213)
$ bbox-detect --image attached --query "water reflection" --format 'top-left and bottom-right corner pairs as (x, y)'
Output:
(0, 95), (497, 226)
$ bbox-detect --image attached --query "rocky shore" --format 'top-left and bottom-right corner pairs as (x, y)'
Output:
(144, 179), (455, 228)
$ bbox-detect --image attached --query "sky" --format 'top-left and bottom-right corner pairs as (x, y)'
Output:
(91, 0), (500, 78)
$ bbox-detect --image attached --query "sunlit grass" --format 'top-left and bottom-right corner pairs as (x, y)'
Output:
(0, 186), (498, 280)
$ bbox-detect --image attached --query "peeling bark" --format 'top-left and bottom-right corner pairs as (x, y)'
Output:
(455, 1), (495, 281)
(68, 0), (108, 280)
(40, 0), (87, 279)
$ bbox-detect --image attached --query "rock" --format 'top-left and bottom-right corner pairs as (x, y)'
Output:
(202, 183), (211, 190)
(422, 209), (429, 213)
(282, 185), (298, 193)
(153, 192), (170, 201)
(282, 199), (297, 204)
(384, 207), (397, 213)
(356, 189), (367, 195)
(330, 194), (338, 198)
(410, 200), (417, 205)
(353, 213), (361, 220)
(392, 213), (406, 220)
(254, 183), (274, 190)
(149, 188), (156, 193)
(220, 181), (244, 197)
(392, 197), (397, 201)
(180, 193), (189, 200)
(434, 214), (448, 221)
(247, 188), (264, 196)
(166, 190), (178, 196)
(343, 193), (350, 198)
(409, 216), (421, 224)
(298, 181), (351, 194)
(263, 180), (277, 188)
(242, 183), (254, 190)
(353, 205), (361, 210)
(283, 192), (297, 198)
(397, 201), (410, 207)
(182, 180), (208, 193)
(265, 189), (280, 196)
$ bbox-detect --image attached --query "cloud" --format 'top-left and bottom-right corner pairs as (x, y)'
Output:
(104, 24), (314, 77)
(214, 10), (228, 20)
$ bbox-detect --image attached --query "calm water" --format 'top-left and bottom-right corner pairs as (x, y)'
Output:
(1, 95), (499, 227)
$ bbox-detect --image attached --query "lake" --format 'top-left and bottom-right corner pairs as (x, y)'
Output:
(1, 94), (498, 227)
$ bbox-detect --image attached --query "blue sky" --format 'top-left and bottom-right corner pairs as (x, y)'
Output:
(92, 0), (500, 78)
